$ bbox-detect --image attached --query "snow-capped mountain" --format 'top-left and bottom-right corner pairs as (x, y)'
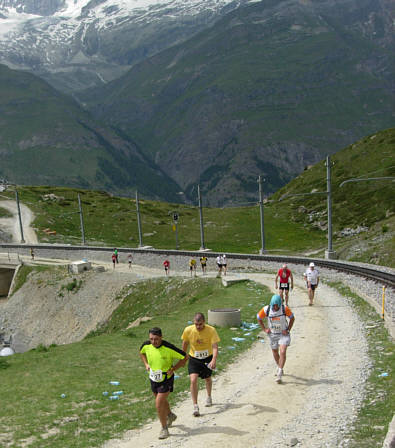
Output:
(0, 0), (250, 91)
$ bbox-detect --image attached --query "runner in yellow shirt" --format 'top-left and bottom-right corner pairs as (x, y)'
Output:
(189, 258), (197, 277)
(181, 312), (220, 416)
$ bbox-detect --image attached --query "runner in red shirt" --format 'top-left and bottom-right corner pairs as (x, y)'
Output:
(275, 264), (293, 305)
(163, 259), (170, 276)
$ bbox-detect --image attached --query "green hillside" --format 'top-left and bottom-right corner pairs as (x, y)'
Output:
(1, 129), (393, 266)
(272, 127), (395, 265)
(81, 0), (394, 206)
(0, 64), (182, 202)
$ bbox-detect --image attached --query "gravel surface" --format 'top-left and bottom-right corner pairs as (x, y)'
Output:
(103, 272), (373, 448)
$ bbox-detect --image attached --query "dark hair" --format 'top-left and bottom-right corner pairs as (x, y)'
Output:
(149, 327), (162, 336)
(194, 312), (205, 322)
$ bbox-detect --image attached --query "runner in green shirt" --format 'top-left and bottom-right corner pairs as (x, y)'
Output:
(140, 327), (187, 439)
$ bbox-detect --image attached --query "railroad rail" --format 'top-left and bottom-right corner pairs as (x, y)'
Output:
(1, 243), (394, 288)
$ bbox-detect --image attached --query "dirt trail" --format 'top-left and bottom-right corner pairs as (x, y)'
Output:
(104, 274), (366, 448)
(0, 200), (38, 243)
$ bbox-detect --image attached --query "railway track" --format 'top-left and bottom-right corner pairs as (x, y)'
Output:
(1, 243), (394, 289)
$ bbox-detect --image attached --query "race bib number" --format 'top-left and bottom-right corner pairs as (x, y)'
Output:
(280, 283), (288, 288)
(194, 350), (209, 359)
(270, 320), (282, 333)
(149, 369), (163, 382)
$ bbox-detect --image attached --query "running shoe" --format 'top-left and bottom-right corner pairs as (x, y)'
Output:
(205, 396), (213, 407)
(158, 427), (169, 439)
(193, 404), (200, 416)
(167, 412), (177, 427)
(276, 368), (283, 383)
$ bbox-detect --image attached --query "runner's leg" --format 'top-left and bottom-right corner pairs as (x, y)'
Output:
(205, 376), (212, 398)
(278, 345), (287, 369)
(190, 373), (199, 405)
(272, 348), (280, 367)
(155, 392), (171, 428)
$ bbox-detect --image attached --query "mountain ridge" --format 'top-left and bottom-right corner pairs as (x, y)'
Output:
(80, 0), (394, 205)
(0, 63), (183, 201)
(0, 0), (250, 92)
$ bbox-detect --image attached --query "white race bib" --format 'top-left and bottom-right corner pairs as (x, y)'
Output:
(280, 282), (288, 288)
(270, 320), (282, 333)
(194, 350), (209, 359)
(149, 369), (163, 382)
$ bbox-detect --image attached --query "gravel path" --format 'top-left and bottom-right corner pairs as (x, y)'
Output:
(0, 200), (38, 243)
(103, 273), (370, 448)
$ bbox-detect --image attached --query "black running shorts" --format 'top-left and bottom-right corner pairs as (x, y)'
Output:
(150, 374), (174, 394)
(188, 355), (213, 379)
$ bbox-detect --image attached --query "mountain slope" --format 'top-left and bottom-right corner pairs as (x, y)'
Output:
(0, 63), (183, 200)
(81, 0), (394, 206)
(0, 0), (249, 92)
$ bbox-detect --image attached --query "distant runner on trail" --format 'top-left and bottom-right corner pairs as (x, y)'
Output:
(200, 256), (207, 274)
(189, 258), (197, 277)
(304, 262), (320, 306)
(163, 259), (170, 276)
(216, 255), (222, 276)
(127, 253), (132, 269)
(113, 248), (119, 264)
(257, 294), (295, 384)
(111, 253), (116, 269)
(275, 264), (294, 305)
(221, 254), (227, 276)
(139, 327), (187, 440)
(181, 312), (220, 417)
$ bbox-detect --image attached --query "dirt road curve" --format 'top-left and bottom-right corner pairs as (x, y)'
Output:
(0, 200), (38, 243)
(104, 274), (368, 448)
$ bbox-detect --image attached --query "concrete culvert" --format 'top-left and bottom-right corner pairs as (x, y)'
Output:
(208, 308), (241, 327)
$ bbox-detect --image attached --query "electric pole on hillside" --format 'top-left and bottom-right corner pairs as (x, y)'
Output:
(279, 155), (337, 260)
(198, 184), (206, 250)
(15, 189), (25, 244)
(135, 190), (143, 247)
(258, 175), (265, 254)
(325, 155), (336, 259)
(77, 193), (86, 245)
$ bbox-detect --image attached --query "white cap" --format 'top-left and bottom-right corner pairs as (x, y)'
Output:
(309, 262), (315, 267)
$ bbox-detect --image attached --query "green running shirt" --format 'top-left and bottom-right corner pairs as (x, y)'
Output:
(140, 340), (186, 374)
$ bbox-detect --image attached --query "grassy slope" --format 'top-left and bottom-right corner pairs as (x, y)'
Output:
(0, 276), (270, 448)
(0, 185), (326, 254)
(271, 127), (395, 266)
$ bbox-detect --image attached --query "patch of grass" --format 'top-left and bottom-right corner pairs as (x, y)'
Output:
(328, 282), (395, 447)
(0, 277), (269, 448)
(61, 278), (82, 293)
(0, 206), (13, 218)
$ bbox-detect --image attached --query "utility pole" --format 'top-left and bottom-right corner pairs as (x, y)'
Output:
(15, 189), (25, 243)
(77, 193), (86, 245)
(198, 184), (205, 250)
(325, 155), (336, 259)
(279, 155), (337, 260)
(258, 175), (265, 254)
(136, 190), (143, 247)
